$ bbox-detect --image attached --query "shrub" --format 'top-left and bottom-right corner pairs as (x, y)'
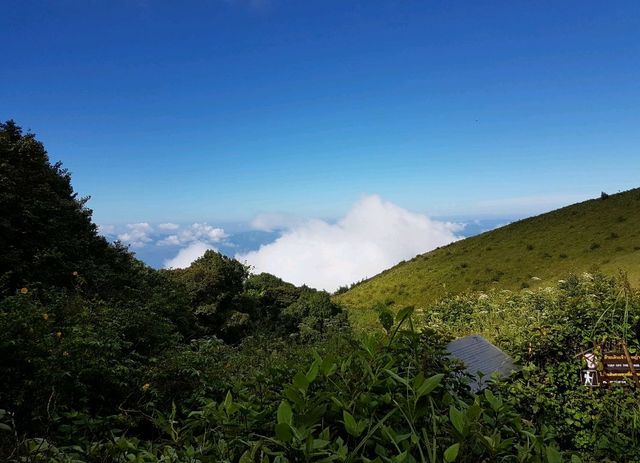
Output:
(424, 273), (640, 461)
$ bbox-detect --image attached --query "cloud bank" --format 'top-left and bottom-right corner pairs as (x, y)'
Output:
(101, 196), (464, 280)
(157, 223), (227, 246)
(100, 221), (227, 269)
(164, 242), (214, 269)
(160, 223), (227, 268)
(250, 212), (305, 232)
(117, 223), (153, 248)
(238, 195), (464, 292)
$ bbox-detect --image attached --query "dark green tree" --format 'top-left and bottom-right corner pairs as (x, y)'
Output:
(245, 272), (301, 322)
(0, 120), (156, 303)
(282, 287), (342, 335)
(166, 250), (250, 340)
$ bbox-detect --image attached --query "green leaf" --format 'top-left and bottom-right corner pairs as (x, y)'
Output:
(483, 435), (495, 451)
(384, 369), (410, 387)
(312, 439), (330, 449)
(306, 359), (320, 383)
(275, 422), (292, 443)
(343, 410), (359, 436)
(277, 400), (293, 425)
(546, 446), (562, 463)
(444, 443), (460, 462)
(223, 391), (233, 414)
(395, 306), (414, 323)
(417, 373), (444, 398)
(320, 356), (336, 376)
(484, 389), (502, 411)
(284, 386), (304, 407)
(466, 404), (482, 421)
(293, 372), (310, 392)
(412, 372), (425, 389)
(449, 406), (466, 436)
(570, 455), (582, 463)
(330, 396), (345, 409)
(239, 450), (253, 463)
(0, 423), (11, 432)
(299, 404), (327, 428)
(392, 450), (409, 462)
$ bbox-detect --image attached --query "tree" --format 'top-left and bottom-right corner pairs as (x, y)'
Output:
(282, 287), (342, 335)
(245, 272), (301, 321)
(166, 250), (250, 340)
(0, 120), (162, 303)
(1, 120), (100, 293)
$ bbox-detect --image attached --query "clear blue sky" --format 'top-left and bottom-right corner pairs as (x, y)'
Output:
(3, 0), (639, 226)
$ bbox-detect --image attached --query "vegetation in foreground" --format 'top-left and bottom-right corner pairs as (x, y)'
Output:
(3, 121), (640, 462)
(336, 186), (640, 329)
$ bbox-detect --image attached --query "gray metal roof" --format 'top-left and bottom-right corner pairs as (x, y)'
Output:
(446, 334), (518, 391)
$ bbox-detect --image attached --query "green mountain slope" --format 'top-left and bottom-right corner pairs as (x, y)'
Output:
(336, 188), (640, 321)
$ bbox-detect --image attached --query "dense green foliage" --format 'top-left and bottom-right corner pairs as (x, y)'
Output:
(3, 121), (640, 462)
(425, 273), (640, 461)
(0, 121), (164, 304)
(0, 122), (345, 460)
(5, 276), (640, 462)
(337, 187), (640, 329)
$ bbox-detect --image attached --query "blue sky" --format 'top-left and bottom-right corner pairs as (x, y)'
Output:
(2, 1), (640, 284)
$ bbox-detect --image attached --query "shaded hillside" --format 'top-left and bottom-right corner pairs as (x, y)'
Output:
(336, 188), (640, 318)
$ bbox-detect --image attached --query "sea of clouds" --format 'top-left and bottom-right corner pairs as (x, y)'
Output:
(99, 195), (464, 292)
(238, 195), (463, 291)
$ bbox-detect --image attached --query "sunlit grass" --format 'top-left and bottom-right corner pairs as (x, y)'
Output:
(338, 188), (640, 330)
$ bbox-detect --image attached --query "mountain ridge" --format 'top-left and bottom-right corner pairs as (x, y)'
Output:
(336, 188), (640, 323)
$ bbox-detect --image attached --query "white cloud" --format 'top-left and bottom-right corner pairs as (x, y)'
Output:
(158, 235), (181, 246)
(251, 212), (304, 232)
(161, 223), (228, 269)
(158, 222), (180, 230)
(157, 223), (227, 246)
(237, 195), (464, 292)
(118, 223), (154, 248)
(163, 241), (215, 269)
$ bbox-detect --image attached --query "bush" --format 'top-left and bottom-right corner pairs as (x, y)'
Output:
(9, 314), (565, 463)
(425, 273), (640, 461)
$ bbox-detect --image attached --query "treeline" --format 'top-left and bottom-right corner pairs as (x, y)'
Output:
(0, 121), (346, 459)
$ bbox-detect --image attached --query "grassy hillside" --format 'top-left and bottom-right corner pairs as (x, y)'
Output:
(337, 188), (640, 325)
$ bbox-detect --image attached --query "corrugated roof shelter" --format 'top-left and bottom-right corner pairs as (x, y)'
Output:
(446, 334), (518, 391)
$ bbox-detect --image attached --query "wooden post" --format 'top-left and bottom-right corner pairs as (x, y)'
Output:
(622, 342), (640, 387)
